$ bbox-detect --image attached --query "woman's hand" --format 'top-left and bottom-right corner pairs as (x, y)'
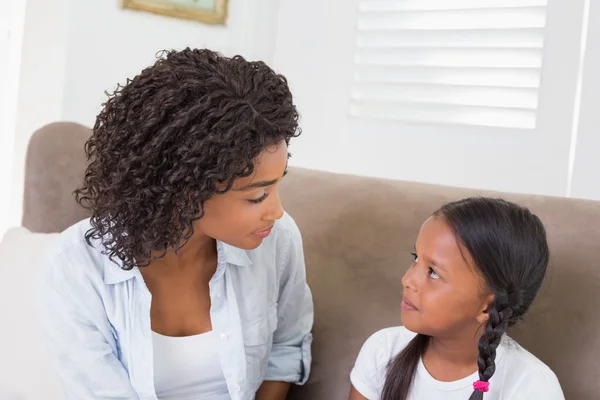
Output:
(349, 385), (369, 400)
(255, 381), (291, 400)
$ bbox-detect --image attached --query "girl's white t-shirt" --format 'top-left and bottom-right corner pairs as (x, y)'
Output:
(350, 327), (564, 400)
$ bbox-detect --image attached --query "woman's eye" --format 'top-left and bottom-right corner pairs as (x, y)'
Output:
(428, 267), (440, 280)
(248, 192), (269, 204)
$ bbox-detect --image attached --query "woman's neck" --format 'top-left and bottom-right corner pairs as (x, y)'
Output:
(145, 231), (218, 281)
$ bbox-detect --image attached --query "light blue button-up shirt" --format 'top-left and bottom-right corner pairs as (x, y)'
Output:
(41, 213), (313, 400)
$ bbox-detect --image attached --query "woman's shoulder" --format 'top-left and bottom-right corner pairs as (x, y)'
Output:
(43, 218), (111, 286)
(48, 218), (91, 251)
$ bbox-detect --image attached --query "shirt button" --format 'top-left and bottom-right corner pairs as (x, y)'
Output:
(233, 383), (241, 392)
(216, 291), (222, 299)
(220, 333), (228, 341)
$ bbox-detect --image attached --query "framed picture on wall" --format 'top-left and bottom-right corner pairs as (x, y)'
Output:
(120, 0), (228, 25)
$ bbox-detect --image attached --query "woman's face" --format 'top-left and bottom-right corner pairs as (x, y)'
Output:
(401, 216), (493, 339)
(195, 140), (289, 250)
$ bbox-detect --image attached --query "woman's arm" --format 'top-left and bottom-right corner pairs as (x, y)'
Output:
(349, 385), (369, 400)
(41, 251), (139, 399)
(263, 215), (314, 386)
(256, 381), (291, 400)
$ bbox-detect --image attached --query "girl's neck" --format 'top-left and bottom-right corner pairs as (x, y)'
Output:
(421, 330), (482, 382)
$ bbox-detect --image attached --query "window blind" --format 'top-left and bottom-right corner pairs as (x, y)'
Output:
(350, 0), (548, 129)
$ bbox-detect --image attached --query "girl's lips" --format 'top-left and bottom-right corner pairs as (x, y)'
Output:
(401, 298), (418, 311)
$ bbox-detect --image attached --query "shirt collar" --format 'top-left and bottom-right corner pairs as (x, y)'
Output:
(103, 240), (252, 285)
(103, 256), (138, 285)
(217, 240), (253, 268)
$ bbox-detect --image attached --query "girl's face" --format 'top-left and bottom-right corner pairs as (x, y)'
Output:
(194, 140), (289, 250)
(401, 216), (494, 339)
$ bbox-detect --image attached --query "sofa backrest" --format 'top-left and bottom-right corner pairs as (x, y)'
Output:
(23, 121), (91, 233)
(281, 168), (600, 400)
(23, 122), (600, 399)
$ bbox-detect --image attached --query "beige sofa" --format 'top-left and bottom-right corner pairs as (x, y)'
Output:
(12, 122), (600, 399)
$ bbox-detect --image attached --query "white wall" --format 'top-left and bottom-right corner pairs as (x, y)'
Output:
(1, 0), (26, 237)
(8, 0), (280, 227)
(275, 0), (588, 198)
(0, 2), (11, 238)
(570, 0), (600, 201)
(7, 0), (600, 229)
(8, 0), (68, 228)
(60, 0), (281, 128)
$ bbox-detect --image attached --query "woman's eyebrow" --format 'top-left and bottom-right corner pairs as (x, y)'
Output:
(234, 165), (288, 191)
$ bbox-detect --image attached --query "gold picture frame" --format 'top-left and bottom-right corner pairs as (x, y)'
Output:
(120, 0), (228, 25)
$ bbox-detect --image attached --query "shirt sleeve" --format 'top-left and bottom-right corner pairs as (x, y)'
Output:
(41, 250), (139, 399)
(509, 367), (565, 400)
(350, 330), (389, 400)
(264, 215), (314, 384)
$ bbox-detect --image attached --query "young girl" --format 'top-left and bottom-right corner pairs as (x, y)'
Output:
(349, 198), (564, 400)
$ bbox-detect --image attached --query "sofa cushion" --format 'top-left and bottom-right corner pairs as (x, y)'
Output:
(0, 228), (62, 400)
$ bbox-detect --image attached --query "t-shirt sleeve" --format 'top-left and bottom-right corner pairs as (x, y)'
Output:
(350, 329), (391, 400)
(509, 367), (565, 400)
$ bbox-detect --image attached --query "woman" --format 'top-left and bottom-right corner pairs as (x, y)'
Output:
(42, 48), (313, 400)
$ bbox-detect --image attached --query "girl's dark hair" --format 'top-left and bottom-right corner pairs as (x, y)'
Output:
(382, 197), (550, 400)
(75, 48), (300, 270)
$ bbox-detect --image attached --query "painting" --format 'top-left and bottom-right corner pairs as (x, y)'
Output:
(120, 0), (228, 25)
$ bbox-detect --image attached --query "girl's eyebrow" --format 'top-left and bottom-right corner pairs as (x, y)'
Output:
(414, 244), (446, 271)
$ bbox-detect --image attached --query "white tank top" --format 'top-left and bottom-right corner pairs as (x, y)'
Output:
(152, 330), (230, 400)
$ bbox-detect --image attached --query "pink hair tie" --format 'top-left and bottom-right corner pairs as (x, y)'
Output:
(473, 380), (490, 392)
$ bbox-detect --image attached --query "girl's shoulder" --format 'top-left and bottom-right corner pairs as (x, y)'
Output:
(497, 337), (564, 399)
(362, 326), (418, 361)
(350, 326), (417, 399)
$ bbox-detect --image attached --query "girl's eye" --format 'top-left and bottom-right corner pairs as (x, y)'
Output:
(410, 252), (418, 263)
(428, 267), (440, 280)
(248, 192), (269, 204)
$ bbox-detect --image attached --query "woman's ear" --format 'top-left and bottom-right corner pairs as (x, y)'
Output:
(475, 292), (495, 325)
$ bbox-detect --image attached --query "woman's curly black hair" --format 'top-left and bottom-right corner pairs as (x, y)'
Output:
(75, 48), (301, 270)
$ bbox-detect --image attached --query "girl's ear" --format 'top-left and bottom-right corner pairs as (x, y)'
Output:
(476, 292), (495, 325)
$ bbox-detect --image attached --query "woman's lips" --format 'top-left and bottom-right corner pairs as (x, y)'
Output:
(254, 225), (274, 239)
